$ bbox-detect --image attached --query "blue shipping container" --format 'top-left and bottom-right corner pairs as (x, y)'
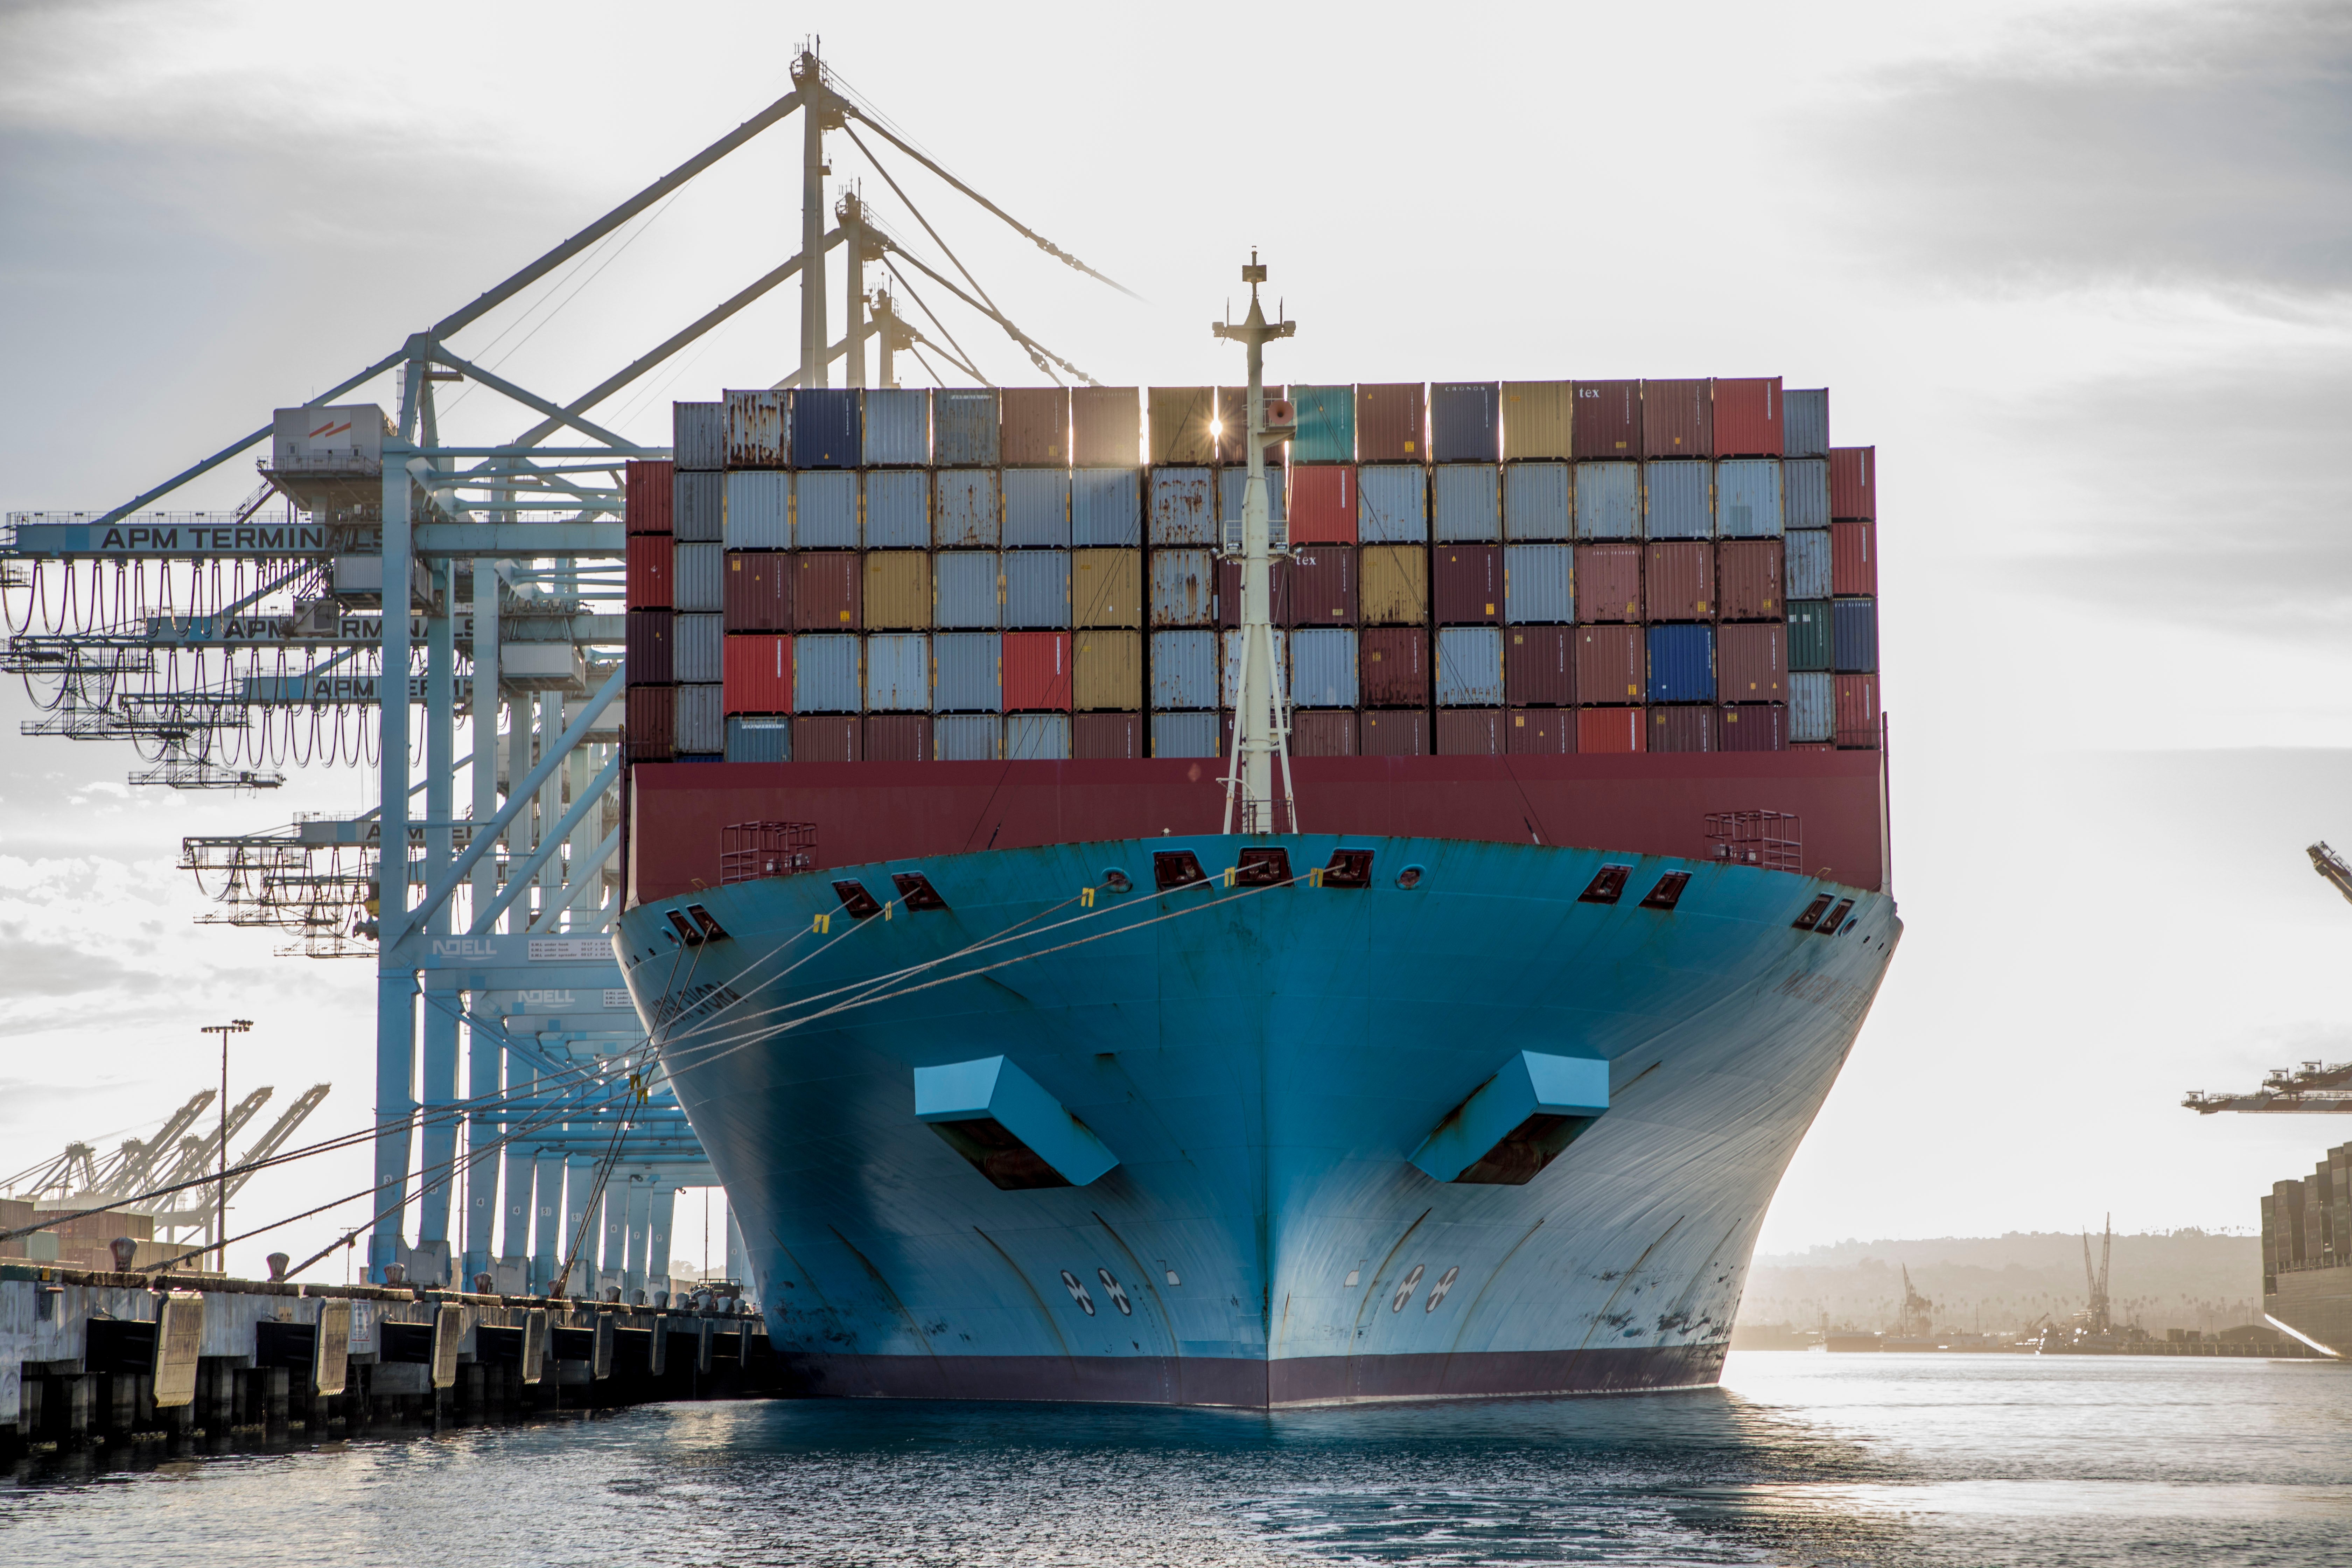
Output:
(791, 388), (860, 468)
(723, 471), (789, 550)
(674, 613), (723, 684)
(1222, 628), (1291, 710)
(1715, 459), (1783, 538)
(935, 470), (1000, 547)
(723, 715), (790, 762)
(1003, 468), (1072, 548)
(1435, 625), (1505, 706)
(673, 543), (723, 611)
(864, 470), (930, 549)
(1003, 550), (1071, 628)
(793, 633), (861, 713)
(1645, 624), (1716, 702)
(1575, 462), (1640, 539)
(794, 470), (859, 548)
(1149, 630), (1217, 710)
(1503, 544), (1574, 624)
(1151, 710), (1218, 759)
(1644, 461), (1712, 539)
(933, 552), (1001, 629)
(1292, 384), (1355, 463)
(1358, 465), (1427, 543)
(673, 470), (722, 542)
(1833, 599), (1878, 673)
(673, 401), (726, 472)
(1290, 628), (1359, 708)
(861, 388), (930, 466)
(1784, 389), (1829, 458)
(1783, 457), (1830, 530)
(932, 632), (1002, 712)
(864, 632), (930, 710)
(1148, 550), (1215, 627)
(1006, 713), (1069, 760)
(1072, 468), (1141, 547)
(1150, 467), (1216, 545)
(676, 684), (724, 753)
(1790, 672), (1834, 741)
(1218, 467), (1287, 524)
(934, 388), (1000, 467)
(1785, 530), (1831, 600)
(1429, 382), (1500, 463)
(1503, 463), (1572, 541)
(1432, 464), (1500, 541)
(934, 713), (1001, 759)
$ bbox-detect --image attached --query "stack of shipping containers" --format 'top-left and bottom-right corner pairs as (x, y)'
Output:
(2259, 1141), (2351, 1295)
(617, 382), (1882, 761)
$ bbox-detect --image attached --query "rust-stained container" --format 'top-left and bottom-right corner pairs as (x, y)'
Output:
(1433, 544), (1503, 625)
(724, 551), (791, 631)
(1831, 519), (1877, 596)
(1717, 704), (1786, 752)
(1072, 711), (1142, 759)
(1834, 673), (1879, 748)
(1642, 379), (1712, 458)
(1072, 547), (1142, 628)
(1215, 386), (1287, 465)
(1507, 707), (1574, 754)
(626, 534), (672, 609)
(1074, 629), (1141, 710)
(934, 387), (1000, 467)
(722, 632), (791, 714)
(1148, 467), (1216, 546)
(1504, 626), (1574, 706)
(935, 470), (1000, 548)
(1644, 541), (1714, 621)
(1717, 622), (1786, 701)
(724, 388), (789, 468)
(1288, 546), (1357, 626)
(1292, 709), (1358, 756)
(1830, 446), (1876, 518)
(1650, 705), (1716, 752)
(861, 714), (931, 761)
(1429, 382), (1500, 463)
(791, 552), (861, 631)
(1360, 708), (1430, 756)
(625, 609), (673, 686)
(1215, 556), (1295, 629)
(1502, 381), (1573, 461)
(1572, 380), (1640, 458)
(1573, 544), (1641, 623)
(1359, 626), (1429, 706)
(1784, 388), (1829, 458)
(1355, 383), (1426, 462)
(1712, 377), (1782, 457)
(625, 460), (673, 535)
(1575, 706), (1645, 754)
(1575, 624), (1643, 704)
(1000, 387), (1070, 466)
(862, 551), (932, 630)
(1289, 464), (1356, 544)
(1716, 539), (1783, 620)
(1002, 630), (1072, 711)
(625, 685), (676, 761)
(1148, 548), (1215, 627)
(1148, 386), (1217, 464)
(1436, 708), (1504, 755)
(1360, 544), (1430, 625)
(1070, 386), (1140, 467)
(1786, 531), (1831, 601)
(792, 715), (860, 763)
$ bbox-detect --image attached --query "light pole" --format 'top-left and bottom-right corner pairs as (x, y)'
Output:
(201, 1020), (253, 1273)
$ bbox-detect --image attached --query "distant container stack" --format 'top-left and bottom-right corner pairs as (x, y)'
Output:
(2260, 1139), (2352, 1357)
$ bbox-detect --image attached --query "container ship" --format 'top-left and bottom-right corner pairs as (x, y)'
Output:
(614, 286), (1899, 1406)
(2261, 1136), (2352, 1356)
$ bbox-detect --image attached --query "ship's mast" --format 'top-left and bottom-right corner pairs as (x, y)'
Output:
(1213, 254), (1297, 835)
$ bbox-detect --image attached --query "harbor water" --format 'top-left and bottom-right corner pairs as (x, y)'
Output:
(6, 1353), (2346, 1565)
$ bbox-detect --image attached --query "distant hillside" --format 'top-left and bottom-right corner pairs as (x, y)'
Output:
(1738, 1230), (2262, 1335)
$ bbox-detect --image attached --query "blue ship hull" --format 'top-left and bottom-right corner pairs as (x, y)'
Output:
(617, 833), (1897, 1407)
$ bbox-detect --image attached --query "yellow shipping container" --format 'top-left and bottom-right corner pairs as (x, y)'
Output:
(1148, 386), (1217, 465)
(1072, 548), (1142, 629)
(1501, 381), (1574, 461)
(1359, 544), (1429, 625)
(862, 551), (932, 629)
(1073, 630), (1142, 711)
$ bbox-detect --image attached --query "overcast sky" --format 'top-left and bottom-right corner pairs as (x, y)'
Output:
(4, 0), (2349, 1282)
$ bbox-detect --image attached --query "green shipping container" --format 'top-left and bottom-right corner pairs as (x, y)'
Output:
(1292, 385), (1355, 463)
(1787, 601), (1832, 671)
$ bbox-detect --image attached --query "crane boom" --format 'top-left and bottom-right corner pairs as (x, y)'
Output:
(2312, 842), (2352, 906)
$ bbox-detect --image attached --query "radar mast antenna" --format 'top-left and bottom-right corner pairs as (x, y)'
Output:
(1212, 253), (1298, 835)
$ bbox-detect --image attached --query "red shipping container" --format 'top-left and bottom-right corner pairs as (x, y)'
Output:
(1711, 378), (1782, 457)
(724, 551), (792, 631)
(1288, 465), (1356, 544)
(1359, 627), (1430, 706)
(1360, 708), (1430, 755)
(722, 633), (792, 715)
(1003, 631), (1072, 711)
(1286, 547), (1357, 626)
(793, 552), (861, 631)
(1572, 380), (1641, 458)
(625, 609), (673, 686)
(1355, 384), (1426, 462)
(1831, 520), (1877, 596)
(1650, 706), (1717, 752)
(1574, 625), (1643, 703)
(1504, 626), (1575, 706)
(1070, 386), (1141, 467)
(1574, 545), (1642, 623)
(1216, 385), (1289, 465)
(791, 715), (860, 762)
(1072, 711), (1142, 759)
(1644, 541), (1714, 620)
(1830, 446), (1875, 518)
(1216, 557), (1294, 628)
(1642, 379), (1713, 458)
(1001, 387), (1070, 465)
(1792, 741), (1836, 752)
(625, 685), (675, 761)
(1506, 707), (1574, 754)
(1717, 539), (1783, 621)
(1436, 709), (1504, 755)
(625, 458), (674, 535)
(1292, 709), (1358, 756)
(1576, 706), (1645, 754)
(626, 534), (672, 609)
(1717, 704), (1787, 752)
(1716, 623), (1786, 701)
(1432, 545), (1503, 625)
(1835, 674), (1879, 748)
(862, 714), (932, 761)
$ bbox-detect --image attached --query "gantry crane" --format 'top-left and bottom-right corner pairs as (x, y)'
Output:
(2184, 844), (2352, 1113)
